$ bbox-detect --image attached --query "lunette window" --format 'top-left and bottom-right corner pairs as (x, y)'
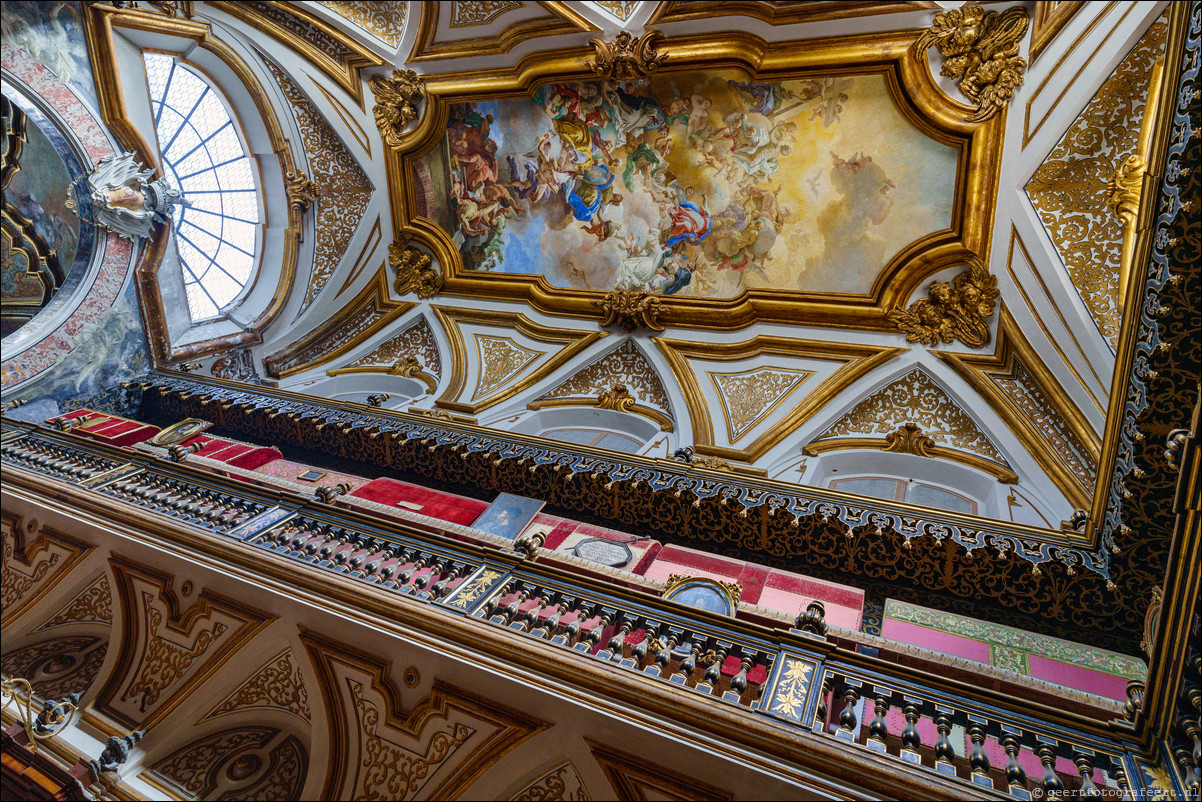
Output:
(144, 53), (259, 321)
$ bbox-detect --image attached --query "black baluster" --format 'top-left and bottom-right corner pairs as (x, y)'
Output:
(654, 628), (682, 681)
(999, 725), (1029, 798)
(606, 616), (633, 662)
(629, 621), (655, 667)
(933, 706), (957, 776)
(899, 697), (923, 764)
(966, 715), (992, 788)
(726, 653), (753, 704)
(867, 690), (890, 754)
(697, 643), (728, 696)
(1074, 749), (1102, 798)
(1036, 738), (1065, 792)
(676, 635), (700, 686)
(814, 672), (834, 732)
(836, 679), (861, 743)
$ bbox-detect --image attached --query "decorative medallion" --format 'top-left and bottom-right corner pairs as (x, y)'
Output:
(813, 368), (1008, 465)
(390, 236), (443, 299)
(917, 6), (1030, 123)
(1025, 16), (1168, 348)
(36, 574), (112, 630)
(0, 635), (108, 702)
(473, 336), (544, 400)
(450, 1), (524, 27)
(205, 648), (311, 722)
(709, 367), (811, 442)
(587, 30), (666, 81)
(319, 0), (407, 47)
(268, 63), (372, 314)
(370, 69), (425, 150)
(887, 259), (999, 349)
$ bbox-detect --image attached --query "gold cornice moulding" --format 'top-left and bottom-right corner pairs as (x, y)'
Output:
(917, 5), (1030, 123)
(887, 258), (999, 349)
(370, 69), (425, 151)
(390, 235), (443, 299)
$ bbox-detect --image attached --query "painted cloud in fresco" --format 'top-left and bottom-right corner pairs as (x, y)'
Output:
(438, 70), (957, 297)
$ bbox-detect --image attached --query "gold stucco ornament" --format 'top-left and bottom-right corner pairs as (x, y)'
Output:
(918, 6), (1029, 123)
(370, 69), (425, 149)
(593, 289), (664, 332)
(595, 384), (636, 413)
(587, 30), (666, 81)
(887, 259), (999, 348)
(390, 236), (443, 299)
(284, 168), (320, 216)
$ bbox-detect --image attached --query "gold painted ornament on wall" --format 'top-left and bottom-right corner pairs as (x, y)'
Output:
(587, 30), (666, 81)
(285, 168), (320, 217)
(370, 69), (425, 150)
(918, 6), (1029, 123)
(594, 290), (664, 332)
(887, 259), (999, 348)
(390, 236), (443, 299)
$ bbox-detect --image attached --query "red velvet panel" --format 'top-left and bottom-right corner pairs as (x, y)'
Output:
(351, 478), (489, 525)
(58, 410), (160, 447)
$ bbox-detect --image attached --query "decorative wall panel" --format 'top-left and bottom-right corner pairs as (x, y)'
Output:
(336, 316), (442, 381)
(35, 573), (112, 630)
(1, 635), (108, 701)
(532, 339), (673, 426)
(318, 0), (407, 47)
(1, 516), (91, 627)
(509, 760), (591, 800)
(204, 648), (311, 723)
(144, 727), (307, 801)
(710, 367), (811, 443)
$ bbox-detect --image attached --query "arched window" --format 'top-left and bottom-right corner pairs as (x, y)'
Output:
(143, 53), (259, 321)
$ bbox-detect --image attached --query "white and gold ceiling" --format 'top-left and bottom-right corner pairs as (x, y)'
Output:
(50, 1), (1177, 528)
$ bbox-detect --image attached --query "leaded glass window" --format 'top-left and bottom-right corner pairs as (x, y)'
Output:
(144, 53), (259, 321)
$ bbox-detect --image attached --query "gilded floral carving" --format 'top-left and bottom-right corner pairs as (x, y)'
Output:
(267, 296), (389, 376)
(390, 238), (443, 299)
(887, 259), (999, 349)
(587, 30), (666, 81)
(593, 1), (638, 22)
(371, 69), (425, 150)
(345, 318), (442, 381)
(511, 762), (591, 801)
(37, 574), (112, 629)
(206, 649), (311, 722)
(917, 6), (1029, 123)
(319, 0), (407, 46)
(593, 290), (664, 333)
(121, 592), (227, 713)
(285, 168), (320, 216)
(596, 384), (636, 413)
(882, 422), (936, 457)
(450, 1), (524, 27)
(767, 656), (814, 723)
(710, 368), (811, 442)
(815, 368), (1007, 464)
(211, 349), (263, 384)
(535, 341), (672, 421)
(447, 568), (502, 609)
(269, 64), (372, 313)
(1025, 17), (1168, 348)
(474, 336), (544, 400)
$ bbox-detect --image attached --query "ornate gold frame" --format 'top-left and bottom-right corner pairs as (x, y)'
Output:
(409, 1), (596, 63)
(654, 334), (902, 462)
(432, 307), (607, 414)
(648, 1), (939, 26)
(81, 4), (303, 365)
(381, 28), (1003, 332)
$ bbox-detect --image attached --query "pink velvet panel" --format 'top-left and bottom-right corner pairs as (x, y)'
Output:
(1028, 654), (1130, 700)
(881, 618), (991, 664)
(350, 478), (488, 525)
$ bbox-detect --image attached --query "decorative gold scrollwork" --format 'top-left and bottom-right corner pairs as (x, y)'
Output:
(284, 169), (320, 216)
(882, 422), (936, 457)
(917, 6), (1029, 123)
(1, 676), (79, 750)
(390, 237), (443, 299)
(1107, 154), (1146, 227)
(147, 0), (194, 18)
(388, 355), (438, 394)
(370, 69), (425, 150)
(887, 259), (999, 348)
(587, 30), (667, 81)
(692, 455), (735, 473)
(593, 290), (664, 332)
(595, 384), (636, 413)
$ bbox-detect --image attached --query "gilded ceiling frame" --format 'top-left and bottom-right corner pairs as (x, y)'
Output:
(654, 335), (903, 462)
(408, 1), (597, 63)
(431, 307), (607, 414)
(935, 308), (1101, 511)
(380, 28), (1003, 332)
(647, 1), (940, 26)
(81, 4), (304, 365)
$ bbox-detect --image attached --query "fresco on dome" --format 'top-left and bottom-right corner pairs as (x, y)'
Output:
(439, 71), (958, 297)
(1, 2), (98, 109)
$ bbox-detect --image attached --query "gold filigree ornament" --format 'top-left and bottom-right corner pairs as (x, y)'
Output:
(285, 169), (320, 216)
(587, 30), (666, 81)
(369, 69), (425, 150)
(917, 6), (1029, 123)
(887, 258), (999, 348)
(596, 384), (636, 413)
(390, 236), (443, 299)
(882, 422), (937, 457)
(593, 289), (664, 332)
(388, 355), (437, 394)
(1, 676), (79, 750)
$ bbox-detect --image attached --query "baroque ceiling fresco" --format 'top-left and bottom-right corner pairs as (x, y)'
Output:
(1, 0), (1194, 660)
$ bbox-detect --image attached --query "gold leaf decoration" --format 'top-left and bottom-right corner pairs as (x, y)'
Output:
(595, 384), (636, 413)
(917, 6), (1029, 123)
(535, 341), (672, 421)
(710, 367), (811, 442)
(450, 0), (524, 27)
(474, 336), (544, 400)
(343, 318), (442, 380)
(1025, 16), (1168, 348)
(285, 168), (320, 216)
(390, 237), (443, 299)
(887, 259), (999, 349)
(318, 0), (407, 46)
(593, 290), (664, 332)
(882, 422), (937, 456)
(370, 69), (425, 150)
(587, 30), (666, 81)
(268, 63), (372, 313)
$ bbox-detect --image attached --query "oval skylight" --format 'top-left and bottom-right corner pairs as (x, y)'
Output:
(144, 52), (259, 321)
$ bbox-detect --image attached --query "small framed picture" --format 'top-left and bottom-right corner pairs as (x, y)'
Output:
(663, 575), (741, 617)
(297, 469), (326, 482)
(471, 493), (545, 540)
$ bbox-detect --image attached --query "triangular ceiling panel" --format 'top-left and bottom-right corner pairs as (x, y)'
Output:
(316, 1), (408, 49)
(1025, 13), (1168, 348)
(531, 339), (674, 430)
(588, 740), (732, 802)
(655, 335), (900, 462)
(327, 315), (443, 382)
(266, 61), (373, 316)
(433, 307), (606, 413)
(202, 648), (311, 723)
(409, 1), (596, 63)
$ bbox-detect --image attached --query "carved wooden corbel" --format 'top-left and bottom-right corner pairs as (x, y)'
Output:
(917, 6), (1029, 123)
(370, 69), (425, 150)
(390, 236), (442, 299)
(587, 30), (666, 81)
(887, 259), (999, 348)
